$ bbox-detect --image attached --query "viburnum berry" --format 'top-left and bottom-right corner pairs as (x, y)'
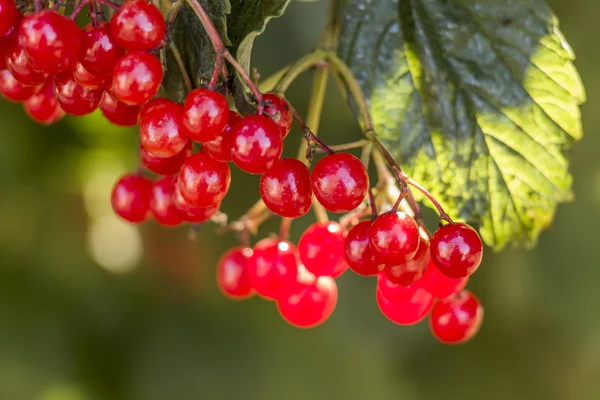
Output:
(111, 51), (163, 106)
(111, 174), (152, 223)
(217, 247), (254, 300)
(149, 176), (183, 227)
(53, 71), (104, 116)
(263, 93), (293, 138)
(344, 220), (382, 276)
(0, 0), (17, 37)
(140, 142), (192, 175)
(100, 93), (141, 126)
(383, 237), (430, 286)
(247, 238), (299, 300)
(369, 211), (420, 265)
(0, 8), (19, 42)
(277, 266), (338, 328)
(376, 272), (434, 325)
(298, 221), (348, 278)
(430, 290), (483, 344)
(311, 153), (369, 213)
(6, 42), (48, 86)
(202, 110), (242, 162)
(430, 222), (483, 279)
(181, 88), (229, 142)
(80, 22), (124, 77)
(140, 98), (189, 158)
(23, 81), (64, 124)
(231, 115), (283, 174)
(110, 0), (166, 51)
(18, 10), (82, 74)
(259, 158), (312, 218)
(73, 62), (110, 90)
(420, 259), (468, 299)
(177, 152), (231, 208)
(171, 183), (221, 223)
(0, 69), (38, 102)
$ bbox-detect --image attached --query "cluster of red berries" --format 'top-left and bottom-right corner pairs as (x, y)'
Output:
(0, 0), (165, 124)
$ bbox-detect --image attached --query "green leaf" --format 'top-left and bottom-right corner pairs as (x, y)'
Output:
(338, 0), (585, 250)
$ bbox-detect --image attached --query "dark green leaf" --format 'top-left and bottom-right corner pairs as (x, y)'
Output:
(338, 0), (585, 250)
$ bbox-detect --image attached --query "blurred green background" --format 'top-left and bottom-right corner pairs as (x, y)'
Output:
(1, 1), (599, 399)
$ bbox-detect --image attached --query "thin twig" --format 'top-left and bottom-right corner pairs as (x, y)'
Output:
(169, 42), (193, 92)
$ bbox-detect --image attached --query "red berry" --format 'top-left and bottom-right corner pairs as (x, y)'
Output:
(298, 222), (348, 278)
(0, 0), (17, 37)
(311, 153), (369, 213)
(344, 220), (382, 276)
(383, 237), (430, 286)
(140, 98), (189, 158)
(100, 92), (141, 126)
(109, 0), (166, 51)
(23, 81), (64, 124)
(420, 260), (468, 299)
(0, 69), (38, 102)
(111, 51), (163, 106)
(217, 247), (254, 300)
(171, 183), (220, 223)
(247, 238), (299, 300)
(18, 10), (82, 74)
(80, 22), (124, 76)
(263, 93), (292, 137)
(149, 176), (183, 226)
(6, 41), (48, 86)
(376, 273), (434, 325)
(430, 222), (483, 279)
(369, 211), (420, 265)
(140, 142), (192, 175)
(181, 88), (229, 142)
(53, 70), (104, 116)
(73, 62), (110, 90)
(231, 115), (283, 174)
(111, 174), (152, 223)
(202, 110), (242, 162)
(430, 290), (483, 344)
(259, 158), (312, 218)
(0, 9), (20, 42)
(177, 152), (231, 207)
(277, 266), (338, 328)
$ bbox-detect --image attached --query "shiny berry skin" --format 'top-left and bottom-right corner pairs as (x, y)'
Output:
(0, 9), (19, 42)
(247, 238), (299, 300)
(430, 290), (483, 344)
(420, 260), (468, 299)
(217, 247), (254, 300)
(259, 158), (312, 218)
(181, 88), (229, 142)
(177, 152), (231, 208)
(369, 211), (420, 265)
(53, 71), (104, 116)
(149, 176), (183, 226)
(140, 98), (189, 158)
(171, 183), (220, 223)
(231, 115), (283, 174)
(100, 92), (141, 126)
(277, 266), (338, 328)
(140, 142), (192, 175)
(298, 222), (348, 278)
(344, 220), (382, 276)
(263, 93), (292, 138)
(111, 174), (152, 223)
(383, 238), (430, 286)
(109, 0), (166, 51)
(376, 273), (434, 326)
(0, 69), (38, 102)
(23, 81), (64, 124)
(202, 111), (242, 162)
(0, 0), (17, 37)
(18, 10), (82, 74)
(111, 51), (163, 106)
(73, 62), (110, 90)
(80, 22), (124, 76)
(311, 153), (369, 213)
(430, 222), (483, 279)
(6, 42), (48, 86)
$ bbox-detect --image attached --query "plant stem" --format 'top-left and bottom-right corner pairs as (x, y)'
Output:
(312, 139), (368, 154)
(273, 51), (328, 94)
(169, 42), (193, 92)
(279, 218), (292, 241)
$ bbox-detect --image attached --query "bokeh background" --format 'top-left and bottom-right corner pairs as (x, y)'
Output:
(1, 1), (599, 399)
